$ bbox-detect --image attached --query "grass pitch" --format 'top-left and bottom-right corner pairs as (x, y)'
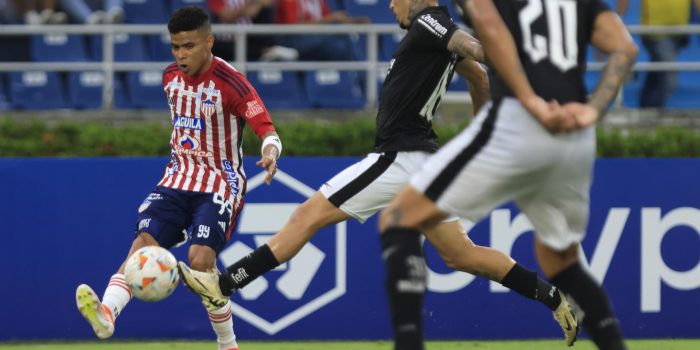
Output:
(1, 340), (699, 350)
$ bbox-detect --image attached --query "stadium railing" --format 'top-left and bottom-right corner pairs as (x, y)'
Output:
(0, 23), (698, 110)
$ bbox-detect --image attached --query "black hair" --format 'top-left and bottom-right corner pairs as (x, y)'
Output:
(168, 6), (211, 34)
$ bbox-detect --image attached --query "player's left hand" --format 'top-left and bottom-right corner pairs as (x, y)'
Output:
(256, 154), (277, 185)
(563, 102), (600, 129)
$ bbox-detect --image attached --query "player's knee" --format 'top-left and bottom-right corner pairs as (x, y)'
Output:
(133, 232), (158, 248)
(379, 206), (415, 232)
(188, 250), (216, 272)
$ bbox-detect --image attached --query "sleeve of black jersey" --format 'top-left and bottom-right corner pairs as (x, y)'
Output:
(410, 10), (459, 51)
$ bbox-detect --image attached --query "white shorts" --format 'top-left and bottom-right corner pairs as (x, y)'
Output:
(410, 97), (596, 250)
(320, 151), (459, 223)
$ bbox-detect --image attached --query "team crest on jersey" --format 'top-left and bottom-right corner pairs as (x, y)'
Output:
(201, 99), (216, 118)
(174, 115), (205, 130)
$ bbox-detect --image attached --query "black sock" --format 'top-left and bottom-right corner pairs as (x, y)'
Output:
(551, 263), (627, 350)
(381, 227), (426, 350)
(500, 263), (562, 311)
(218, 243), (280, 296)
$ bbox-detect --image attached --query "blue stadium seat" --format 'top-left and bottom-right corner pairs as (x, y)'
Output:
(248, 70), (309, 109)
(148, 34), (173, 61)
(380, 33), (405, 61)
(124, 71), (167, 109)
(327, 0), (345, 12)
(123, 0), (169, 23)
(678, 36), (700, 62)
(376, 64), (390, 93)
(31, 34), (88, 62)
(0, 74), (11, 110)
(9, 71), (67, 109)
(90, 34), (150, 62)
(171, 0), (210, 12)
(344, 0), (394, 23)
(351, 34), (367, 61)
(443, 1), (461, 23)
(305, 70), (365, 108)
(621, 71), (643, 108)
(67, 71), (127, 109)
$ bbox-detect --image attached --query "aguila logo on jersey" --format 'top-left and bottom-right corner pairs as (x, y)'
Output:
(201, 99), (216, 118)
(418, 14), (448, 37)
(174, 115), (205, 130)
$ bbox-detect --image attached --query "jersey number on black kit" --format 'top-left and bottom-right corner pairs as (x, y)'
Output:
(519, 0), (579, 72)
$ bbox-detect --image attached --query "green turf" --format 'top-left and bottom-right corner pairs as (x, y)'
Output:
(1, 340), (699, 350)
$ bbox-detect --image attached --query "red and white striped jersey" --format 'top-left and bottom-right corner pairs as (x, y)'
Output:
(158, 56), (275, 207)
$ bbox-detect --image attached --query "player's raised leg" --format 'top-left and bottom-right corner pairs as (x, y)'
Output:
(179, 191), (351, 297)
(422, 220), (579, 346)
(76, 232), (156, 339)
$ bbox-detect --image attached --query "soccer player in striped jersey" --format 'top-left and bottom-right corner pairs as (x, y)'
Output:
(75, 7), (281, 350)
(178, 0), (579, 348)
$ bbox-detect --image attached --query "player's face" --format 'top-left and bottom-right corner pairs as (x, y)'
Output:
(390, 0), (412, 29)
(170, 29), (214, 76)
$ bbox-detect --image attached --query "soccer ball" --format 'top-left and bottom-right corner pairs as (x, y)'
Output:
(124, 246), (179, 302)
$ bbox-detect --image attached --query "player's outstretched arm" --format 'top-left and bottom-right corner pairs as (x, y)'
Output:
(454, 58), (490, 114)
(578, 11), (638, 126)
(256, 131), (282, 185)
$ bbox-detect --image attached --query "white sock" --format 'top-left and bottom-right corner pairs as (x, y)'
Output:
(208, 301), (239, 350)
(102, 274), (132, 321)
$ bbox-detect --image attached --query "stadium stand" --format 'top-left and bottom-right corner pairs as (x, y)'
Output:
(9, 71), (67, 109)
(124, 70), (167, 109)
(90, 33), (150, 61)
(379, 32), (404, 61)
(0, 74), (10, 110)
(305, 70), (365, 108)
(148, 33), (173, 61)
(67, 71), (127, 109)
(170, 0), (210, 12)
(31, 34), (89, 62)
(344, 0), (394, 23)
(123, 0), (169, 23)
(1, 0), (699, 110)
(247, 70), (309, 109)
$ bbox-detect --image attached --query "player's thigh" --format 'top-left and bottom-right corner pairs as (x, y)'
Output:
(409, 117), (518, 222)
(421, 220), (473, 266)
(516, 137), (595, 251)
(320, 151), (425, 223)
(135, 187), (190, 249)
(380, 185), (449, 230)
(189, 192), (237, 255)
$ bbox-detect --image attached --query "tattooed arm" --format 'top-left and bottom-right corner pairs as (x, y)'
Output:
(573, 11), (638, 126)
(447, 29), (485, 63)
